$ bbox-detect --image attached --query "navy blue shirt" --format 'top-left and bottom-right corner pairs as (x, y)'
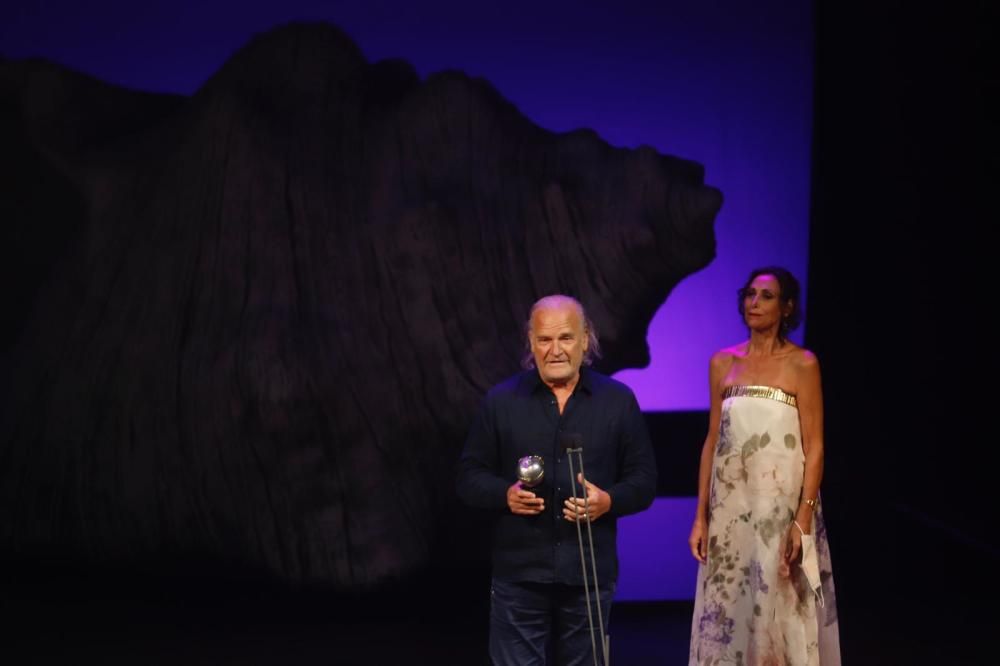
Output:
(456, 367), (657, 586)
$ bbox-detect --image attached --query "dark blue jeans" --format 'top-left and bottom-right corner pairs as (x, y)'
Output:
(488, 578), (615, 666)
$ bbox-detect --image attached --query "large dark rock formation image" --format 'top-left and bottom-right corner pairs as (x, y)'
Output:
(0, 23), (721, 588)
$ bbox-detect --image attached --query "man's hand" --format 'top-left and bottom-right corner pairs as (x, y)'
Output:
(507, 482), (545, 515)
(562, 473), (611, 523)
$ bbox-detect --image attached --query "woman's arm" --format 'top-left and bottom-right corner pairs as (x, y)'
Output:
(689, 351), (729, 563)
(780, 349), (824, 573)
(795, 350), (824, 531)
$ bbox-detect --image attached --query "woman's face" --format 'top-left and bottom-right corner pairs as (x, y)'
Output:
(743, 273), (788, 331)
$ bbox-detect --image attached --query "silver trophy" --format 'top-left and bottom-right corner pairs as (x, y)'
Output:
(517, 455), (545, 490)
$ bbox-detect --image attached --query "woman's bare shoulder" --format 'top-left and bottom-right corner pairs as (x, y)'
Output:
(715, 341), (748, 360)
(789, 346), (821, 381)
(710, 343), (745, 372)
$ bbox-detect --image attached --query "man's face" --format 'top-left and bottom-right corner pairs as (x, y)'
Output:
(530, 304), (589, 386)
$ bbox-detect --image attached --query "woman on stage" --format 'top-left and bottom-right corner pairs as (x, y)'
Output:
(688, 266), (840, 665)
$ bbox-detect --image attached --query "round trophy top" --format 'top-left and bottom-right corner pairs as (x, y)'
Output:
(517, 455), (544, 487)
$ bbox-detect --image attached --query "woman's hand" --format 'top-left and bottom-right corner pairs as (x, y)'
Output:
(689, 518), (709, 564)
(779, 521), (806, 577)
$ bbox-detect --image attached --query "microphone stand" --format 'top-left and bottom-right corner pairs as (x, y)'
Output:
(565, 442), (610, 666)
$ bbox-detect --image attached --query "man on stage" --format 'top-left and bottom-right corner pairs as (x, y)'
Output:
(457, 294), (657, 665)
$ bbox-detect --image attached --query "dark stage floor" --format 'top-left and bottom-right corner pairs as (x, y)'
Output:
(2, 525), (991, 666)
(4, 593), (684, 665)
(2, 587), (986, 665)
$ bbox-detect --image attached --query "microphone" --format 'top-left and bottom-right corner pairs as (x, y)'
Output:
(560, 432), (583, 452)
(562, 433), (610, 666)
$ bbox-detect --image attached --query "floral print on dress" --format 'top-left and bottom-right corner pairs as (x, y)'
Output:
(689, 390), (841, 665)
(696, 600), (736, 659)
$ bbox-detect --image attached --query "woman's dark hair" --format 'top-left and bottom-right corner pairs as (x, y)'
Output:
(737, 266), (802, 340)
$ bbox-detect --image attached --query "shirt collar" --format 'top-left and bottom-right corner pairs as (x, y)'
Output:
(519, 366), (593, 396)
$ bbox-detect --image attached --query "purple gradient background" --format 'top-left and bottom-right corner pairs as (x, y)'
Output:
(617, 498), (700, 600)
(3, 1), (812, 601)
(1, 0), (813, 411)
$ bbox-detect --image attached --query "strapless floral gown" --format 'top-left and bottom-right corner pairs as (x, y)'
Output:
(689, 386), (841, 665)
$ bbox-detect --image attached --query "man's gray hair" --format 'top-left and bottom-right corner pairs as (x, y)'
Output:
(521, 295), (602, 369)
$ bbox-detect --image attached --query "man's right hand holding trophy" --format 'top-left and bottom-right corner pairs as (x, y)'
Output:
(507, 454), (545, 515)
